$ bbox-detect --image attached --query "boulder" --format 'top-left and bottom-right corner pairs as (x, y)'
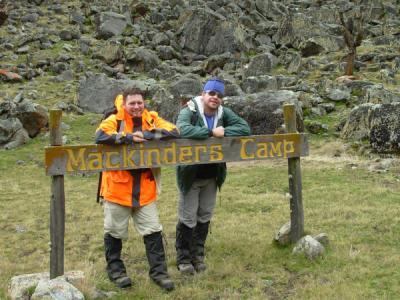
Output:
(341, 102), (400, 153)
(369, 103), (400, 153)
(243, 52), (278, 77)
(95, 12), (128, 39)
(77, 73), (158, 114)
(125, 47), (161, 72)
(241, 75), (278, 94)
(362, 84), (400, 104)
(274, 222), (291, 246)
(14, 100), (48, 138)
(178, 8), (253, 55)
(8, 271), (84, 300)
(0, 118), (30, 150)
(168, 75), (202, 100)
(341, 103), (374, 141)
(293, 235), (325, 260)
(32, 277), (84, 300)
(223, 90), (304, 135)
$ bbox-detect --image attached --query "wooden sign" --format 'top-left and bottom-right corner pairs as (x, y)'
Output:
(45, 134), (309, 176)
(47, 104), (308, 279)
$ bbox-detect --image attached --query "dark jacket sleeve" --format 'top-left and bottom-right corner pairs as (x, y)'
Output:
(176, 107), (209, 139)
(222, 107), (251, 137)
(95, 115), (130, 145)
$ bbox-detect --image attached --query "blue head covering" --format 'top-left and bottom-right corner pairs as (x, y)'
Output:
(203, 78), (225, 96)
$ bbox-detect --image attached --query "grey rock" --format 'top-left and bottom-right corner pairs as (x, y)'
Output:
(369, 103), (400, 153)
(362, 84), (400, 104)
(32, 277), (84, 300)
(274, 222), (291, 246)
(59, 28), (81, 41)
(241, 75), (278, 94)
(306, 121), (328, 134)
(15, 100), (48, 138)
(9, 271), (85, 300)
(77, 73), (157, 114)
(293, 235), (325, 260)
(125, 47), (161, 72)
(95, 12), (128, 39)
(224, 90), (303, 135)
(341, 103), (373, 141)
(342, 102), (400, 153)
(178, 8), (253, 55)
(54, 70), (74, 82)
(156, 45), (180, 61)
(21, 13), (39, 23)
(92, 41), (123, 65)
(243, 52), (278, 77)
(313, 233), (329, 246)
(327, 88), (351, 101)
(310, 106), (326, 117)
(168, 75), (203, 100)
(320, 103), (335, 113)
(0, 118), (30, 150)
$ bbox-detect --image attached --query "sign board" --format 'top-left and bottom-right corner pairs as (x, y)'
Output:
(45, 134), (309, 176)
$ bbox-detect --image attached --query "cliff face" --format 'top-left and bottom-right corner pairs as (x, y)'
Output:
(0, 0), (399, 152)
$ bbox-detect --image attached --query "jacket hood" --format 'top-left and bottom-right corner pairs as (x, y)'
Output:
(114, 94), (126, 120)
(193, 96), (223, 129)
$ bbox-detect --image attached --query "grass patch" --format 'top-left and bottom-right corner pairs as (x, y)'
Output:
(1, 113), (400, 299)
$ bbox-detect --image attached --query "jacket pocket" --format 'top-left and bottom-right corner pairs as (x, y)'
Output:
(109, 170), (129, 183)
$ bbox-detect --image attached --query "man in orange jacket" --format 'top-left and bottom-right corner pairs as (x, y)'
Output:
(95, 87), (179, 291)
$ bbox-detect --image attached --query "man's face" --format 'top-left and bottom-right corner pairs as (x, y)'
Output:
(123, 94), (145, 117)
(202, 91), (222, 112)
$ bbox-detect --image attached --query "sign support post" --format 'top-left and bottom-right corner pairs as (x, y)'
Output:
(49, 109), (65, 278)
(283, 104), (304, 242)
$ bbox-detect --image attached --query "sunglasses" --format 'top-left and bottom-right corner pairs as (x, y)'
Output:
(205, 90), (224, 99)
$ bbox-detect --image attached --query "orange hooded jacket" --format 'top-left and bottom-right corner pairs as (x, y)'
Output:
(95, 95), (179, 207)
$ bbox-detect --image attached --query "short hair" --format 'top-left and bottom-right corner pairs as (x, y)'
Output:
(122, 87), (146, 102)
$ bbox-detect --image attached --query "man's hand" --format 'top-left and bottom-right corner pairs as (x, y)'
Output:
(132, 131), (146, 142)
(212, 126), (225, 138)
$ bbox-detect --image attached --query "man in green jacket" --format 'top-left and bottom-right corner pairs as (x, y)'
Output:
(175, 78), (251, 275)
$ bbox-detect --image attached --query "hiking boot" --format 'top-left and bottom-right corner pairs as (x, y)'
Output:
(104, 234), (132, 288)
(193, 261), (207, 273)
(144, 231), (175, 292)
(177, 263), (195, 275)
(152, 276), (175, 291)
(176, 222), (194, 269)
(114, 276), (132, 288)
(191, 221), (210, 273)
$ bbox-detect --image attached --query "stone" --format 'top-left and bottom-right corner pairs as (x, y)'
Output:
(8, 271), (84, 300)
(31, 277), (84, 300)
(224, 90), (304, 135)
(327, 88), (351, 101)
(77, 73), (157, 114)
(313, 233), (329, 246)
(95, 12), (128, 39)
(293, 235), (325, 260)
(274, 222), (291, 246)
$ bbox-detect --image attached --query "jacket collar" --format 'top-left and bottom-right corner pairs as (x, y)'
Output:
(192, 96), (223, 129)
(114, 94), (155, 128)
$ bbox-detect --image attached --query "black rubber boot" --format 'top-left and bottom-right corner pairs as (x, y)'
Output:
(191, 221), (210, 272)
(144, 231), (175, 291)
(175, 222), (195, 275)
(104, 234), (132, 288)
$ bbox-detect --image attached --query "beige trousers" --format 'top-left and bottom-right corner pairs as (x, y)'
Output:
(103, 200), (162, 240)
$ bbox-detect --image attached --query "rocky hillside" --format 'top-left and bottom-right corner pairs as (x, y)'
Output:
(0, 0), (399, 153)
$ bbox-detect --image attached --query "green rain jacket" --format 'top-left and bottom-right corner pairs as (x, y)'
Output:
(176, 96), (251, 194)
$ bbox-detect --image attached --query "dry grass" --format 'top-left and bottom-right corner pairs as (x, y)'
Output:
(1, 114), (400, 299)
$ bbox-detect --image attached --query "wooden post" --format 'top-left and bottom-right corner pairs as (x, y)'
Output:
(49, 110), (65, 278)
(283, 104), (304, 243)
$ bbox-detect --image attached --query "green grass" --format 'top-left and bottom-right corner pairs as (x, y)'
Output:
(1, 110), (400, 299)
